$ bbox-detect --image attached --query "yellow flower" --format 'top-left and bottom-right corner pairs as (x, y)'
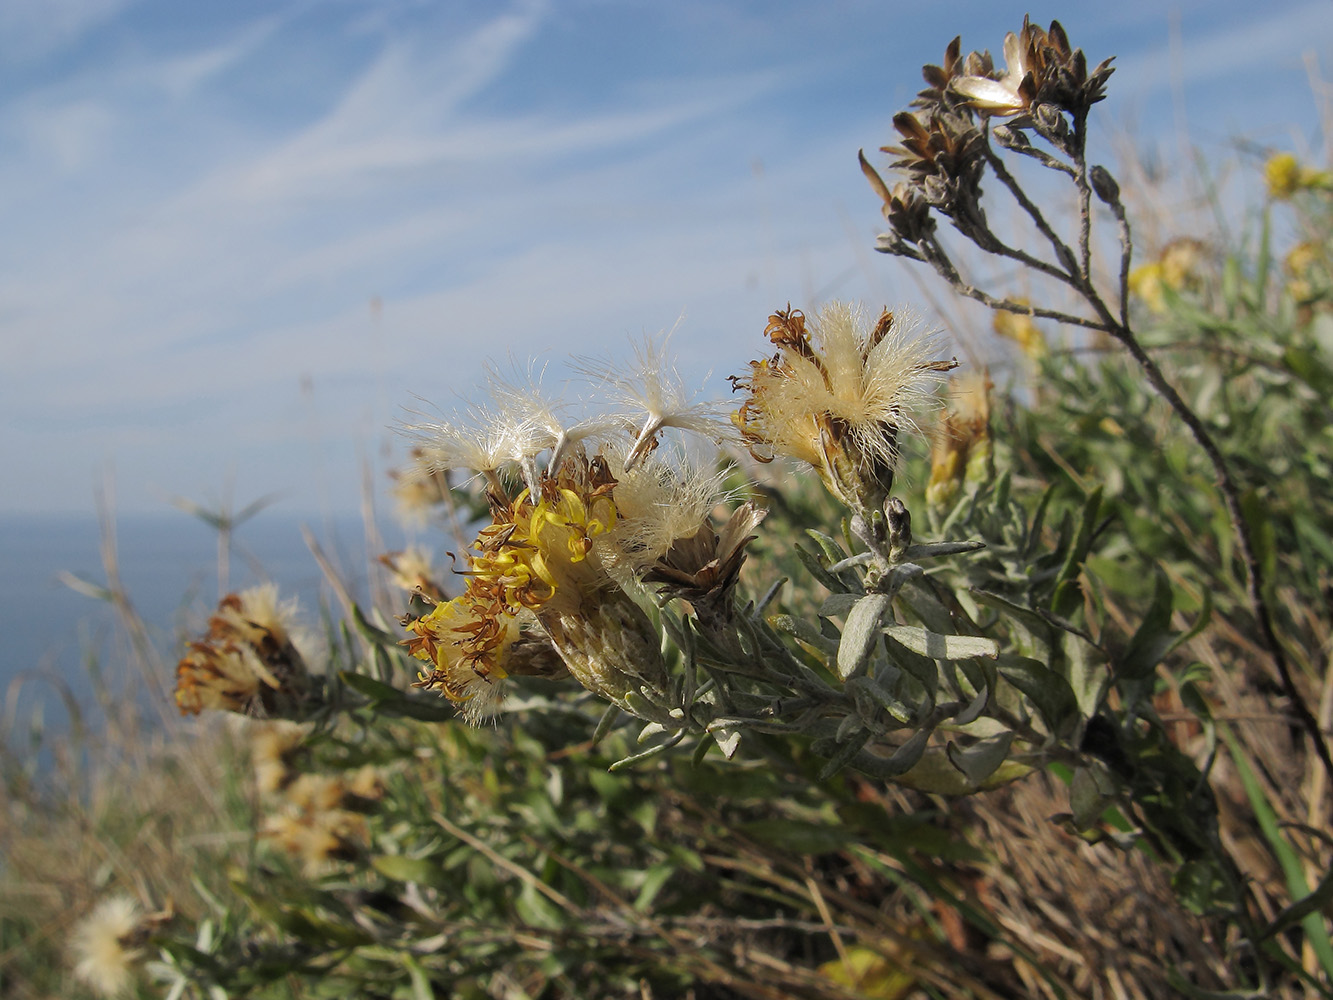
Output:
(1284, 240), (1324, 303)
(926, 371), (993, 509)
(1267, 152), (1302, 200)
(992, 304), (1047, 359)
(1128, 261), (1166, 312)
(404, 451), (668, 718)
(734, 302), (954, 514)
(1128, 239), (1207, 314)
(1266, 152), (1333, 200)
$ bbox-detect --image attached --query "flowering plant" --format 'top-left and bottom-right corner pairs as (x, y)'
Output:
(55, 16), (1333, 1000)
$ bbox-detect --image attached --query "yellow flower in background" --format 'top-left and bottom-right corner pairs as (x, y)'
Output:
(1128, 261), (1167, 312)
(1265, 152), (1333, 200)
(1128, 239), (1207, 314)
(1284, 240), (1325, 304)
(734, 302), (954, 514)
(992, 303), (1047, 359)
(927, 370), (993, 509)
(1266, 152), (1302, 199)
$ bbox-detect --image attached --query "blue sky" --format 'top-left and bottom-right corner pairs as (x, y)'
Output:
(1, 0), (1329, 516)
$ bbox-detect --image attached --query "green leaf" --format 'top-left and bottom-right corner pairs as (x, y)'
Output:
(1225, 727), (1333, 980)
(1068, 766), (1116, 830)
(1118, 566), (1175, 681)
(1051, 486), (1103, 618)
(996, 653), (1079, 736)
(768, 613), (838, 656)
(846, 675), (915, 725)
(1239, 490), (1278, 589)
(901, 539), (986, 560)
(1063, 630), (1108, 719)
(795, 542), (850, 593)
(376, 696), (460, 722)
(1022, 483), (1058, 561)
(372, 854), (451, 888)
(402, 954), (435, 1000)
(634, 863), (679, 912)
(352, 603), (404, 648)
(946, 732), (1014, 786)
(856, 727), (933, 779)
(738, 818), (857, 854)
(970, 590), (1051, 660)
(338, 670), (401, 702)
(1261, 863), (1333, 944)
(819, 593), (858, 617)
(816, 726), (873, 779)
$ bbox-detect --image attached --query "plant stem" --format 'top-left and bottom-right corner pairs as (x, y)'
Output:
(1074, 274), (1333, 782)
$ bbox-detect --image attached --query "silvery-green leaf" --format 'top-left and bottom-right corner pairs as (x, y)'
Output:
(953, 683), (990, 725)
(712, 728), (741, 759)
(883, 625), (998, 661)
(1069, 765), (1115, 830)
(837, 593), (891, 680)
(820, 593), (859, 617)
(846, 675), (914, 724)
(901, 540), (986, 560)
(946, 732), (1014, 785)
(769, 614), (839, 655)
(638, 722), (668, 743)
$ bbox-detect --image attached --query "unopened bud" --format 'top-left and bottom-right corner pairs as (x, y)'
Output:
(992, 125), (1030, 151)
(1035, 104), (1067, 139)
(1090, 165), (1120, 204)
(885, 497), (912, 562)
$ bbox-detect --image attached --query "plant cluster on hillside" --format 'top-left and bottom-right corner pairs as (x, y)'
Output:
(7, 15), (1333, 1000)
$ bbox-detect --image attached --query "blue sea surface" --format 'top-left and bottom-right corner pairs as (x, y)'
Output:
(0, 510), (413, 749)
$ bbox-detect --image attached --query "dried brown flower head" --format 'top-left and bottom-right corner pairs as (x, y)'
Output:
(914, 36), (997, 112)
(885, 110), (986, 196)
(642, 502), (765, 627)
(175, 586), (312, 718)
(952, 17), (1114, 121)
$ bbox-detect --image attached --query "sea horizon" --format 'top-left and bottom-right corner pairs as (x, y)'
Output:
(0, 508), (426, 751)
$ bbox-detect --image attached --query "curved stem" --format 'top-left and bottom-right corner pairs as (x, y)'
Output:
(1074, 277), (1333, 782)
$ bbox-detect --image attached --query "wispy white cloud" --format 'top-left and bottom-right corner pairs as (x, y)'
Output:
(150, 14), (286, 100)
(1, 0), (1324, 514)
(1112, 1), (1332, 101)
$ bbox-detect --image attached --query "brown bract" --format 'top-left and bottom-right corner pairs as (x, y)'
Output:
(859, 152), (936, 245)
(643, 502), (765, 626)
(914, 35), (995, 112)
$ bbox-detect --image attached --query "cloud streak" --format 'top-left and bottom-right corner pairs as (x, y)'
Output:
(1, 0), (1328, 513)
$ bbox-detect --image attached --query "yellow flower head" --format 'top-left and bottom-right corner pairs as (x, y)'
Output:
(404, 450), (668, 717)
(927, 370), (993, 509)
(992, 303), (1047, 359)
(1129, 239), (1207, 314)
(1266, 152), (1333, 200)
(734, 301), (954, 513)
(1267, 153), (1303, 200)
